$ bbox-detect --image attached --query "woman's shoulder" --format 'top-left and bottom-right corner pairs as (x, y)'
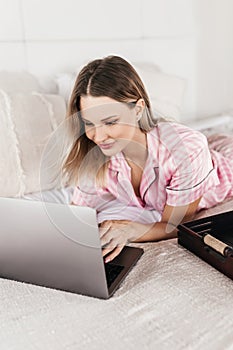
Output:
(149, 120), (207, 145)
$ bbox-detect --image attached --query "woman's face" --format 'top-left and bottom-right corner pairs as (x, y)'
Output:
(80, 95), (143, 156)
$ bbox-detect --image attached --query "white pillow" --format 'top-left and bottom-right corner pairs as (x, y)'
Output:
(0, 71), (42, 93)
(0, 90), (66, 197)
(55, 73), (76, 104)
(55, 62), (185, 119)
(133, 63), (186, 120)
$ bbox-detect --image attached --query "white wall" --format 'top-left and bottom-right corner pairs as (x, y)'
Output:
(0, 0), (232, 121)
(194, 0), (233, 118)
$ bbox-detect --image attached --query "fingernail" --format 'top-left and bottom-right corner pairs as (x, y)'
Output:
(105, 258), (110, 263)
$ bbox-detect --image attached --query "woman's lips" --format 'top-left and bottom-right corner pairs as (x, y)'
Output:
(98, 142), (115, 150)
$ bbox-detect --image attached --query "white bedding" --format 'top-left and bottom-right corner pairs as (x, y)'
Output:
(2, 185), (233, 349)
(0, 199), (233, 350)
(21, 186), (74, 204)
(1, 116), (233, 349)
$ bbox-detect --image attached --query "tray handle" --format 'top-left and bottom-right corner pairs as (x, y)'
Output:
(203, 234), (233, 257)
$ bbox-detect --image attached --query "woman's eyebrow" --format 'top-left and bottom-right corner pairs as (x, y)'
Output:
(82, 115), (118, 122)
(81, 117), (93, 122)
(101, 115), (118, 122)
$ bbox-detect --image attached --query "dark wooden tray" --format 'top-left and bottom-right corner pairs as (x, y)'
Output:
(178, 210), (233, 280)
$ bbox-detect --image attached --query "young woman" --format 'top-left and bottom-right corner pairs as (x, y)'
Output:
(63, 55), (233, 263)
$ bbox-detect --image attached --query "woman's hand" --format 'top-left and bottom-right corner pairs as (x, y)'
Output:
(99, 198), (202, 263)
(99, 220), (151, 263)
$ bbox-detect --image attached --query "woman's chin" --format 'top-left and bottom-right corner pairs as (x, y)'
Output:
(98, 140), (131, 156)
(98, 143), (119, 156)
(99, 148), (118, 156)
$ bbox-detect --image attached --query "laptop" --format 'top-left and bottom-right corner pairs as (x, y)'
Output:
(0, 197), (143, 299)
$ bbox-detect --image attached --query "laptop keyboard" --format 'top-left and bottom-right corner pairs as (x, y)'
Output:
(104, 263), (124, 287)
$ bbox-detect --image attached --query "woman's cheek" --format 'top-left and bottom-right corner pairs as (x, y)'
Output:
(85, 128), (94, 140)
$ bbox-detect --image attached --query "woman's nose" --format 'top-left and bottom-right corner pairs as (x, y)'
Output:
(93, 125), (107, 143)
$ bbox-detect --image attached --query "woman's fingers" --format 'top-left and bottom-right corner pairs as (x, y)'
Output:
(99, 220), (131, 262)
(103, 245), (124, 263)
(101, 232), (121, 258)
(99, 220), (113, 228)
(102, 243), (114, 258)
(99, 223), (111, 239)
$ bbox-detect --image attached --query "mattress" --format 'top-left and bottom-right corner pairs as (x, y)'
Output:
(21, 186), (74, 204)
(1, 115), (233, 349)
(0, 198), (233, 350)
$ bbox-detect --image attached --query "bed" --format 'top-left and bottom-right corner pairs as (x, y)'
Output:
(1, 72), (233, 350)
(0, 198), (233, 350)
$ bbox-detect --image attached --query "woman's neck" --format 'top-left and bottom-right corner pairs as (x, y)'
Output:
(123, 130), (148, 167)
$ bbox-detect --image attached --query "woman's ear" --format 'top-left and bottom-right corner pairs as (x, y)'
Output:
(135, 98), (145, 120)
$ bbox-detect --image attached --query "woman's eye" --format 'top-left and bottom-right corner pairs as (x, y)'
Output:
(105, 120), (118, 126)
(83, 121), (93, 126)
(83, 119), (119, 127)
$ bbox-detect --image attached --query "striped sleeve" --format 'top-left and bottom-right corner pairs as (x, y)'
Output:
(71, 186), (100, 208)
(165, 131), (220, 206)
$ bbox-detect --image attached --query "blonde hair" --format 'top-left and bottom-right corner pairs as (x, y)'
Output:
(62, 55), (161, 188)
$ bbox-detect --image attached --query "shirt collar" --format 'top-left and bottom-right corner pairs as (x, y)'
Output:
(146, 128), (159, 167)
(108, 151), (129, 172)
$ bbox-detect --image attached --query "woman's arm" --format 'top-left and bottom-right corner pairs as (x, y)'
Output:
(100, 198), (201, 262)
(133, 197), (201, 242)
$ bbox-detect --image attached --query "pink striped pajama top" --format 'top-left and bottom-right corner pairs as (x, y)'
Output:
(72, 122), (233, 223)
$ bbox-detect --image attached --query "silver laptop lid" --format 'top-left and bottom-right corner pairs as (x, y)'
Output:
(0, 197), (109, 299)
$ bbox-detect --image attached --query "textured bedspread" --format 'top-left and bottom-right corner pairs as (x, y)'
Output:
(1, 199), (233, 350)
(2, 118), (233, 350)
